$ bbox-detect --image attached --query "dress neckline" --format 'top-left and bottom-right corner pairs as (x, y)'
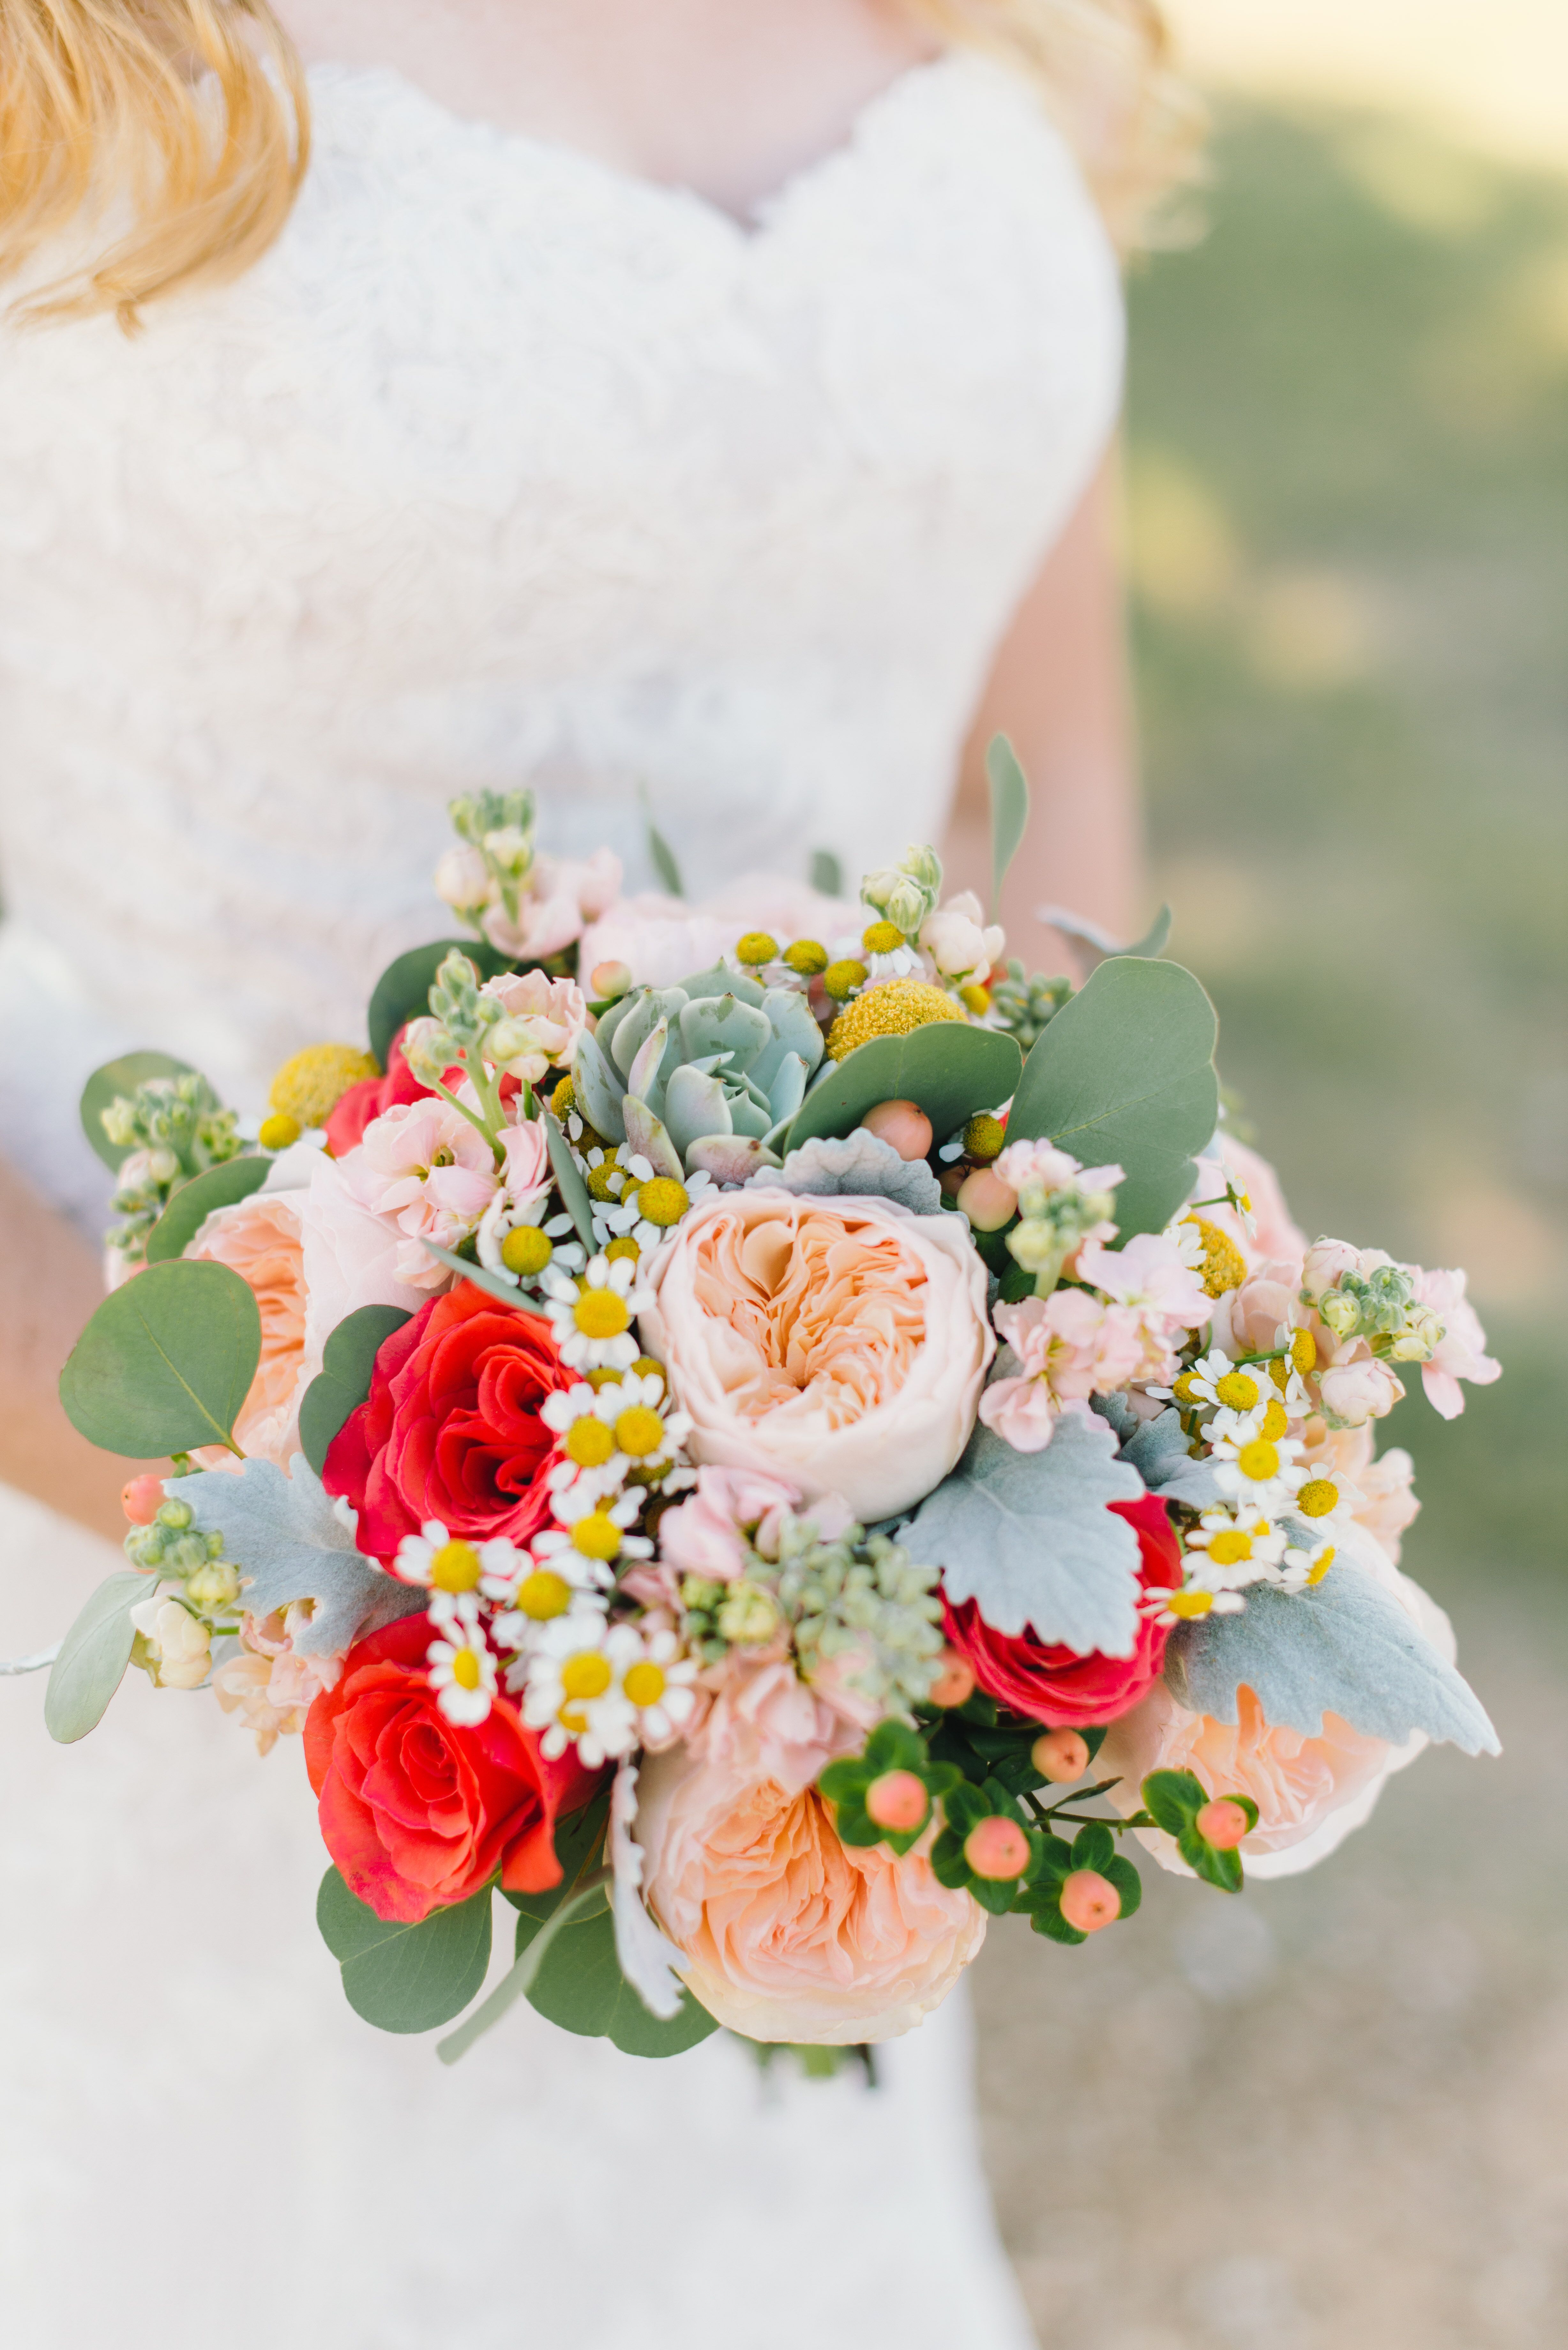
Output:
(304, 50), (966, 242)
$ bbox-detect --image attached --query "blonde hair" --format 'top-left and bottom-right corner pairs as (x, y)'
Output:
(1, 0), (1196, 329)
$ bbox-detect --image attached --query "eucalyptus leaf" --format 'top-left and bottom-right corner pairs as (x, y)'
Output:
(298, 1303), (413, 1477)
(784, 1023), (1022, 1154)
(1006, 957), (1219, 1239)
(43, 1571), (147, 1744)
(1165, 1566), (1500, 1753)
(809, 847), (844, 898)
(317, 1869), (493, 2033)
(985, 734), (1030, 922)
(176, 1456), (426, 1658)
(1037, 904), (1173, 971)
(79, 1051), (194, 1171)
(756, 1131), (943, 1214)
(906, 1410), (1147, 1656)
(641, 793), (685, 898)
(519, 1897), (717, 2057)
(144, 1155), (270, 1263)
(367, 939), (512, 1071)
(60, 1259), (261, 1458)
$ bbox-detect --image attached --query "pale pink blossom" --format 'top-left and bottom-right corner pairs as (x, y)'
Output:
(579, 875), (860, 991)
(1301, 1238), (1387, 1303)
(657, 1465), (808, 1583)
(1207, 1264), (1302, 1360)
(495, 1116), (552, 1212)
(214, 1603), (342, 1756)
(433, 843), (493, 917)
(336, 1096), (499, 1287)
(992, 1139), (1122, 1199)
(979, 1287), (1146, 1451)
(480, 848), (623, 961)
(919, 891), (1005, 984)
(481, 970), (588, 1084)
(1413, 1265), (1500, 1419)
(1317, 1355), (1405, 1428)
(295, 1153), (432, 1393)
(1220, 1138), (1307, 1264)
(1074, 1230), (1212, 1381)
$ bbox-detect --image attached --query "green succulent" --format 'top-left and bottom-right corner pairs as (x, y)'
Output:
(571, 963), (825, 1181)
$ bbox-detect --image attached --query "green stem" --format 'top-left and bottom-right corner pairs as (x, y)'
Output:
(436, 1867), (613, 2066)
(432, 1076), (504, 1162)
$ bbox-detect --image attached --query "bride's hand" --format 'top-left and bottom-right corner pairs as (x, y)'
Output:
(0, 1157), (156, 1542)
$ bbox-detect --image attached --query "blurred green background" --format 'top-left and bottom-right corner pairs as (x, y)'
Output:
(973, 74), (1568, 2350)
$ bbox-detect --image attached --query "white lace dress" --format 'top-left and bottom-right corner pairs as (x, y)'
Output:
(0, 51), (1121, 2349)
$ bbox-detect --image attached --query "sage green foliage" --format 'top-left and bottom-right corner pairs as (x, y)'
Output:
(543, 1109), (596, 1250)
(574, 963), (825, 1171)
(1007, 955), (1220, 1238)
(783, 1020), (1023, 1154)
(985, 734), (1030, 922)
(60, 1259), (261, 1458)
(923, 1691), (1106, 1802)
(317, 1869), (493, 2033)
(43, 1570), (147, 1744)
(1139, 1769), (1255, 1894)
(145, 1155), (268, 1262)
(819, 1720), (962, 1857)
(809, 847), (844, 898)
(507, 1799), (718, 2057)
(88, 1063), (247, 1259)
(930, 1778), (1046, 1915)
(298, 1303), (413, 1477)
(366, 936), (513, 1069)
(1018, 1821), (1143, 1944)
(79, 1051), (193, 1170)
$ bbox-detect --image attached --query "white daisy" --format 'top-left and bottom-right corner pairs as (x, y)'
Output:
(1209, 1424), (1309, 1515)
(1182, 1506), (1289, 1594)
(426, 1615), (498, 1727)
(538, 1252), (654, 1372)
(475, 1189), (585, 1286)
(394, 1519), (488, 1597)
(519, 1616), (639, 1765)
(1281, 1533), (1338, 1592)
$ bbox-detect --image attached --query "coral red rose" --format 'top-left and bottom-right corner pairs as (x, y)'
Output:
(325, 1027), (433, 1158)
(323, 1278), (570, 1561)
(941, 1496), (1182, 1728)
(305, 1615), (604, 1922)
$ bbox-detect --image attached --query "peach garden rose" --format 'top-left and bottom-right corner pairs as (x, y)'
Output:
(190, 1189), (309, 1469)
(638, 1187), (993, 1524)
(635, 1660), (984, 2044)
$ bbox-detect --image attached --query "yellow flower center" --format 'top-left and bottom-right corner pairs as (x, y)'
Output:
(614, 1405), (666, 1459)
(1167, 1590), (1215, 1619)
(821, 958), (868, 1002)
(622, 1661), (667, 1709)
(959, 982), (991, 1017)
(783, 937), (829, 975)
(1185, 1214), (1248, 1299)
(574, 1288), (630, 1339)
(258, 1111), (301, 1152)
(734, 931), (780, 967)
(1173, 1372), (1202, 1406)
(565, 1418), (616, 1467)
(558, 1702), (590, 1734)
(501, 1225), (554, 1278)
(630, 1355), (666, 1385)
(963, 1113), (1005, 1163)
(516, 1570), (573, 1620)
(1236, 1439), (1280, 1483)
(1297, 1478), (1340, 1519)
(571, 1511), (623, 1561)
(1307, 1544), (1336, 1584)
(1214, 1370), (1260, 1412)
(1206, 1529), (1253, 1566)
(862, 920), (905, 954)
(604, 1235), (641, 1264)
(560, 1651), (613, 1703)
(585, 1150), (623, 1202)
(1259, 1399), (1289, 1441)
(635, 1177), (690, 1228)
(429, 1539), (483, 1593)
(1290, 1328), (1318, 1375)
(450, 1647), (483, 1690)
(826, 978), (964, 1062)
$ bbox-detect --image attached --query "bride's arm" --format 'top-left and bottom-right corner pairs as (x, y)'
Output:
(0, 1160), (147, 1541)
(945, 446), (1143, 970)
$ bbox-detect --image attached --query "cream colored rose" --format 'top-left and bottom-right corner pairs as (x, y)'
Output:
(639, 1188), (993, 1523)
(636, 1661), (984, 2043)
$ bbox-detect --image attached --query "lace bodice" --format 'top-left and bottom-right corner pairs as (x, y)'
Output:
(0, 49), (1121, 1224)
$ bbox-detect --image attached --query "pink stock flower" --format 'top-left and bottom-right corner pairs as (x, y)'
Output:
(979, 1288), (1146, 1452)
(481, 970), (587, 1085)
(213, 1603), (342, 1757)
(991, 1139), (1121, 1199)
(336, 1096), (500, 1287)
(1207, 1264), (1301, 1360)
(1413, 1266), (1500, 1419)
(481, 849), (622, 961)
(579, 876), (860, 990)
(1073, 1230), (1212, 1380)
(1317, 1355), (1405, 1427)
(656, 1465), (809, 1582)
(635, 1660), (984, 2044)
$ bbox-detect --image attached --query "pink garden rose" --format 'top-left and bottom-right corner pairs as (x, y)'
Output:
(635, 1660), (984, 2043)
(190, 1190), (309, 1469)
(1413, 1265), (1500, 1419)
(296, 1152), (432, 1389)
(639, 1188), (993, 1523)
(1101, 1532), (1458, 1879)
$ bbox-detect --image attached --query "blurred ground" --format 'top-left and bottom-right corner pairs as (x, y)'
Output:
(971, 47), (1568, 2350)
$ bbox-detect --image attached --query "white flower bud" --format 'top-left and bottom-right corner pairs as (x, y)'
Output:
(129, 1597), (212, 1690)
(433, 844), (495, 914)
(482, 825), (533, 882)
(185, 1560), (242, 1610)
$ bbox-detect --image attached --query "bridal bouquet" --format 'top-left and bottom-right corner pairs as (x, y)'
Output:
(43, 749), (1500, 2062)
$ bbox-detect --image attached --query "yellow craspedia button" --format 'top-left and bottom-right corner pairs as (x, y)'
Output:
(826, 979), (965, 1062)
(268, 1043), (379, 1129)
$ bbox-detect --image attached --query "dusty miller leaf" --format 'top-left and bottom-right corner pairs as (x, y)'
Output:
(906, 1409), (1147, 1656)
(1113, 1405), (1222, 1509)
(177, 1456), (426, 1658)
(1165, 1567), (1500, 1754)
(756, 1131), (944, 1214)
